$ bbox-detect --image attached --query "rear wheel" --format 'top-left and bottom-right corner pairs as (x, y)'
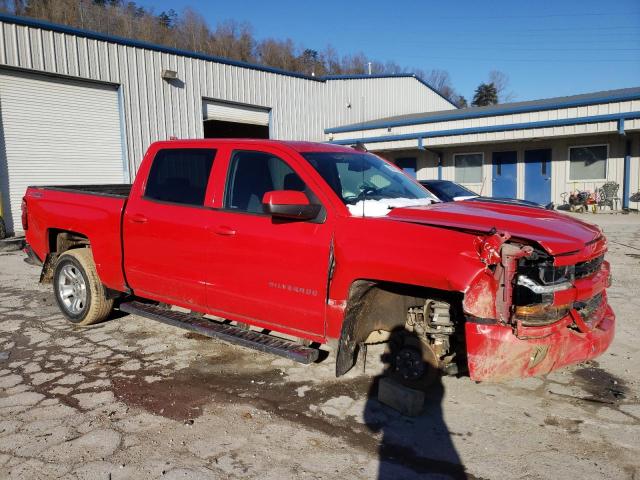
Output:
(0, 217), (6, 240)
(53, 248), (113, 325)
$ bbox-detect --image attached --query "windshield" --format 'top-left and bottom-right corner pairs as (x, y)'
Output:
(423, 181), (478, 201)
(302, 152), (437, 217)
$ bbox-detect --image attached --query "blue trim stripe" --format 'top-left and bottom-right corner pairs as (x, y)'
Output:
(0, 13), (452, 104)
(326, 91), (640, 134)
(329, 111), (640, 145)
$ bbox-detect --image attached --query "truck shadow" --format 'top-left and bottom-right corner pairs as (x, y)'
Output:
(363, 328), (468, 480)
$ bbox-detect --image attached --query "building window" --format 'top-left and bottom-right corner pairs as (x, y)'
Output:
(569, 145), (607, 180)
(145, 149), (216, 206)
(454, 153), (483, 183)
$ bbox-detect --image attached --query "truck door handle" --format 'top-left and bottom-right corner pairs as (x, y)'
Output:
(215, 226), (236, 236)
(130, 214), (148, 224)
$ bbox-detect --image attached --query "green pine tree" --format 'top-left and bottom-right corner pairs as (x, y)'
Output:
(471, 83), (499, 107)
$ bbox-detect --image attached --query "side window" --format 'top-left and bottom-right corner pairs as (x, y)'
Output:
(225, 150), (307, 214)
(145, 149), (216, 206)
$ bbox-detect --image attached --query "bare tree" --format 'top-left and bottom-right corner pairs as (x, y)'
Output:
(489, 70), (515, 102)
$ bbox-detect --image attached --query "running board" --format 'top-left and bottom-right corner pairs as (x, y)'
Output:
(119, 301), (319, 364)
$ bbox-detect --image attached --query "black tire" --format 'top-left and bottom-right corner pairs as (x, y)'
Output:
(0, 217), (6, 240)
(53, 248), (114, 325)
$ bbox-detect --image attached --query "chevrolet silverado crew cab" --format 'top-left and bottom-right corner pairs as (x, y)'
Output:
(22, 139), (615, 384)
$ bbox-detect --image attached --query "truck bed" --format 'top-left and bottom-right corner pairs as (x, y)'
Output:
(25, 183), (129, 291)
(35, 184), (132, 198)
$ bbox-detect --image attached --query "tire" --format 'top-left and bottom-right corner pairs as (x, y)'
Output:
(53, 248), (113, 325)
(0, 217), (6, 240)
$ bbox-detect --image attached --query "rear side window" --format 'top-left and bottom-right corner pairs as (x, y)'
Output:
(224, 150), (306, 214)
(145, 149), (216, 206)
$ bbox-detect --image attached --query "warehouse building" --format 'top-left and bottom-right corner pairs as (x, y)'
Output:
(2, 14), (639, 236)
(327, 89), (640, 210)
(0, 13), (454, 234)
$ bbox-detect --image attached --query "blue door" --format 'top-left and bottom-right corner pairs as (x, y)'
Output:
(524, 149), (552, 204)
(396, 157), (417, 178)
(492, 151), (517, 198)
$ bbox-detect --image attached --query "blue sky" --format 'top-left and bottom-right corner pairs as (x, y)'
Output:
(137, 0), (640, 102)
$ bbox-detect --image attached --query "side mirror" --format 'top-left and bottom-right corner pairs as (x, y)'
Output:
(262, 190), (321, 220)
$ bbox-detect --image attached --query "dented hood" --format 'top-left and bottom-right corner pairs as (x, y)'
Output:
(386, 201), (602, 255)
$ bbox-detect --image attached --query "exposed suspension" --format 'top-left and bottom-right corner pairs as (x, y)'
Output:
(407, 299), (456, 373)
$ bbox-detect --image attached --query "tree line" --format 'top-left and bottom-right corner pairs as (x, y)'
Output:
(1, 0), (513, 108)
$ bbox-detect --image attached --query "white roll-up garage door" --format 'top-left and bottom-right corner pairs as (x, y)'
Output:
(203, 100), (270, 126)
(0, 70), (126, 235)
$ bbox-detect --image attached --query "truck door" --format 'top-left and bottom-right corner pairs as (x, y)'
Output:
(123, 147), (217, 310)
(207, 148), (333, 337)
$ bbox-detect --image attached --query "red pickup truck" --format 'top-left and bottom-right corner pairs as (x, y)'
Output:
(22, 139), (614, 383)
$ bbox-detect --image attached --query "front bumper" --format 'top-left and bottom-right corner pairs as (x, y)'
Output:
(465, 302), (615, 382)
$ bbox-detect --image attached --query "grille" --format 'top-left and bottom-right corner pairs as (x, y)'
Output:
(574, 292), (604, 325)
(575, 254), (604, 280)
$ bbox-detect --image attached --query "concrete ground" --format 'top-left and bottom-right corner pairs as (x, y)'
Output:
(0, 213), (639, 479)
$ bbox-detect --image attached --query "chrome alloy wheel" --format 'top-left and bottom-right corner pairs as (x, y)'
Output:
(57, 264), (87, 315)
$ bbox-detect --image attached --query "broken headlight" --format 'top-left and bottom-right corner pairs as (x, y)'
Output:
(514, 303), (571, 326)
(537, 264), (575, 285)
(513, 258), (574, 325)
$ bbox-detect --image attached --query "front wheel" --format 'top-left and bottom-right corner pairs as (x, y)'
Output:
(53, 248), (113, 325)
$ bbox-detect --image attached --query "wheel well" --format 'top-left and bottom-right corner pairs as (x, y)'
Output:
(40, 230), (90, 284)
(48, 229), (90, 254)
(335, 279), (463, 376)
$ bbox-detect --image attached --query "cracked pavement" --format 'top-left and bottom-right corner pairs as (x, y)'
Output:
(0, 213), (639, 479)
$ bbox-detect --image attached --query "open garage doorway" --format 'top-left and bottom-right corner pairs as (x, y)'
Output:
(203, 99), (270, 139)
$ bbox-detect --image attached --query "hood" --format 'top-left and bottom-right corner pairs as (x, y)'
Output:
(386, 201), (602, 256)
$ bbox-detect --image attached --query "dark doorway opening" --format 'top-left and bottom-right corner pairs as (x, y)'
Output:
(203, 120), (269, 139)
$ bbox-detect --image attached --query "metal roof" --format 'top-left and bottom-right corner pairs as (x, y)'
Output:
(326, 86), (640, 134)
(0, 12), (450, 103)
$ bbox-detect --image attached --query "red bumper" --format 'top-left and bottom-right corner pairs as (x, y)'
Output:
(465, 303), (615, 382)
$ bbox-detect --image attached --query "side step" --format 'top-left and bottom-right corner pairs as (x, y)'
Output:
(119, 301), (319, 364)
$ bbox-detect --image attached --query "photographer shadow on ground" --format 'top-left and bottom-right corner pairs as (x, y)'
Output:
(363, 326), (468, 480)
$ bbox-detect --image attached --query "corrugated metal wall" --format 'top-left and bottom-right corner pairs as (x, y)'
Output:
(0, 19), (451, 175)
(322, 77), (453, 133)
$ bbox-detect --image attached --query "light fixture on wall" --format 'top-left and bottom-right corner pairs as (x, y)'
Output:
(161, 69), (178, 80)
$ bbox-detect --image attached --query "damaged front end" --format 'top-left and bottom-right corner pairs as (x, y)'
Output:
(463, 231), (615, 382)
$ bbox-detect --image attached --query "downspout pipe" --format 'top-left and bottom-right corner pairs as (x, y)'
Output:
(423, 147), (443, 180)
(623, 139), (631, 210)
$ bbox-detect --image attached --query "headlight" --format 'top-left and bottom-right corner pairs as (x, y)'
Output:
(537, 264), (575, 285)
(514, 303), (571, 326)
(517, 275), (572, 294)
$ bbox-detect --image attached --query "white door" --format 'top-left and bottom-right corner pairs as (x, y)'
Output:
(203, 100), (270, 126)
(0, 70), (126, 235)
